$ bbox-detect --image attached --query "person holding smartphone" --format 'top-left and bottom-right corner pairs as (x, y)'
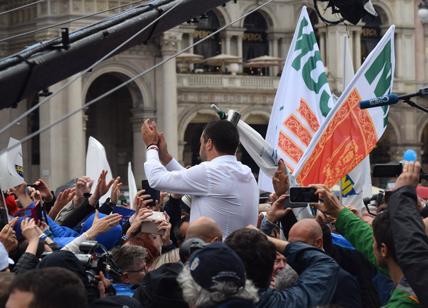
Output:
(141, 119), (258, 239)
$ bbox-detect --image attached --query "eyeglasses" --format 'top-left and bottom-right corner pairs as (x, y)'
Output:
(126, 266), (146, 274)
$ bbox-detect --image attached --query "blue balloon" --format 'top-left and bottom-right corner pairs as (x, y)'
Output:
(403, 149), (417, 162)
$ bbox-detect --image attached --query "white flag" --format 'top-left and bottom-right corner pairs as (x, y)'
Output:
(259, 7), (335, 192)
(86, 137), (113, 203)
(128, 162), (137, 210)
(0, 138), (25, 190)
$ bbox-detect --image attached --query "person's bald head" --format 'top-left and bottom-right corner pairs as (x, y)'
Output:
(288, 219), (323, 249)
(186, 216), (223, 243)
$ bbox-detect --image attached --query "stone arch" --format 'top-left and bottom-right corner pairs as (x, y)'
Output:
(241, 110), (271, 123)
(372, 1), (393, 25)
(370, 117), (400, 164)
(238, 4), (276, 30)
(418, 115), (428, 142)
(82, 62), (151, 109)
(385, 114), (402, 144)
(84, 69), (145, 182)
(211, 6), (231, 26)
(180, 108), (218, 166)
(178, 108), (218, 141)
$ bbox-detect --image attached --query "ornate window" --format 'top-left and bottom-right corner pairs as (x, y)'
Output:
(243, 11), (269, 74)
(193, 11), (221, 72)
(361, 6), (387, 63)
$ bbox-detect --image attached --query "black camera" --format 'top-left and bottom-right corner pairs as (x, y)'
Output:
(363, 191), (395, 215)
(372, 163), (428, 181)
(76, 241), (122, 287)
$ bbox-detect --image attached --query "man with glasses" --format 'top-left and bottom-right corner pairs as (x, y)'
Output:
(111, 245), (148, 296)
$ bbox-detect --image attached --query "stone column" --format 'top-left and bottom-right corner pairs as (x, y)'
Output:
(159, 31), (180, 158)
(40, 74), (84, 187)
(221, 32), (232, 54)
(237, 36), (243, 71)
(319, 30), (326, 61)
(66, 73), (85, 180)
(353, 30), (361, 69)
(268, 33), (279, 76)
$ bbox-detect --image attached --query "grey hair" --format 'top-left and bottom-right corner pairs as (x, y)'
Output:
(274, 264), (299, 290)
(177, 265), (259, 307)
(111, 244), (147, 272)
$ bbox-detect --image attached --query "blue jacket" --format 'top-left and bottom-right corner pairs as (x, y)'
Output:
(256, 242), (339, 308)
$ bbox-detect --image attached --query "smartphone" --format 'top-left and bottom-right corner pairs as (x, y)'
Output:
(289, 187), (319, 204)
(372, 163), (403, 178)
(141, 180), (160, 207)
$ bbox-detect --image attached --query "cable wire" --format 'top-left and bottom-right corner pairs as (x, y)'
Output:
(2, 0), (275, 154)
(0, 0), (183, 136)
(0, 0), (44, 17)
(0, 0), (149, 43)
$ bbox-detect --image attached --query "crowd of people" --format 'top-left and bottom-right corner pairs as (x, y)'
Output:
(0, 118), (427, 308)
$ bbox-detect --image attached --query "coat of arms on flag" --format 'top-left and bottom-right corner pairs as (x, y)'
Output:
(294, 26), (395, 188)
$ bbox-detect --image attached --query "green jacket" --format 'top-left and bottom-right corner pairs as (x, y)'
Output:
(335, 208), (420, 307)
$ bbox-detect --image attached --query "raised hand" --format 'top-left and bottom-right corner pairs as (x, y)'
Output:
(33, 179), (53, 202)
(74, 176), (93, 207)
(110, 177), (122, 204)
(134, 190), (154, 210)
(311, 184), (343, 219)
(272, 159), (290, 197)
(89, 170), (114, 206)
(49, 188), (76, 219)
(85, 210), (122, 239)
(20, 218), (39, 242)
(393, 161), (421, 191)
(156, 219), (172, 246)
(126, 208), (153, 238)
(141, 119), (159, 146)
(266, 194), (291, 223)
(0, 219), (18, 253)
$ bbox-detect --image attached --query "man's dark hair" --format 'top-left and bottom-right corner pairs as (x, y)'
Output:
(372, 210), (397, 262)
(9, 267), (88, 308)
(225, 228), (276, 289)
(202, 120), (239, 155)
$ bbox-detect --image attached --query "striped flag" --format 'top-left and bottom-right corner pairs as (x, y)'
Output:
(294, 26), (395, 188)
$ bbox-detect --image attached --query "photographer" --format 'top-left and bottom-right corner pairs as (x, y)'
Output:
(111, 245), (147, 295)
(312, 181), (421, 307)
(387, 161), (428, 306)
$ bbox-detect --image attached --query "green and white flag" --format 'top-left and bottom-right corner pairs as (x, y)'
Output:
(259, 6), (335, 192)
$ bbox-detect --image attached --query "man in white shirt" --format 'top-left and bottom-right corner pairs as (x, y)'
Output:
(141, 119), (258, 239)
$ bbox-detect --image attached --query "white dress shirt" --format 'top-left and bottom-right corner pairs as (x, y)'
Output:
(144, 149), (259, 238)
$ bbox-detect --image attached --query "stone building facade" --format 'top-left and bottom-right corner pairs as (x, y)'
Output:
(0, 0), (427, 188)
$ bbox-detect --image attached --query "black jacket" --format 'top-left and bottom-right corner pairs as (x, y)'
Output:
(256, 242), (339, 308)
(331, 268), (362, 308)
(388, 186), (428, 307)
